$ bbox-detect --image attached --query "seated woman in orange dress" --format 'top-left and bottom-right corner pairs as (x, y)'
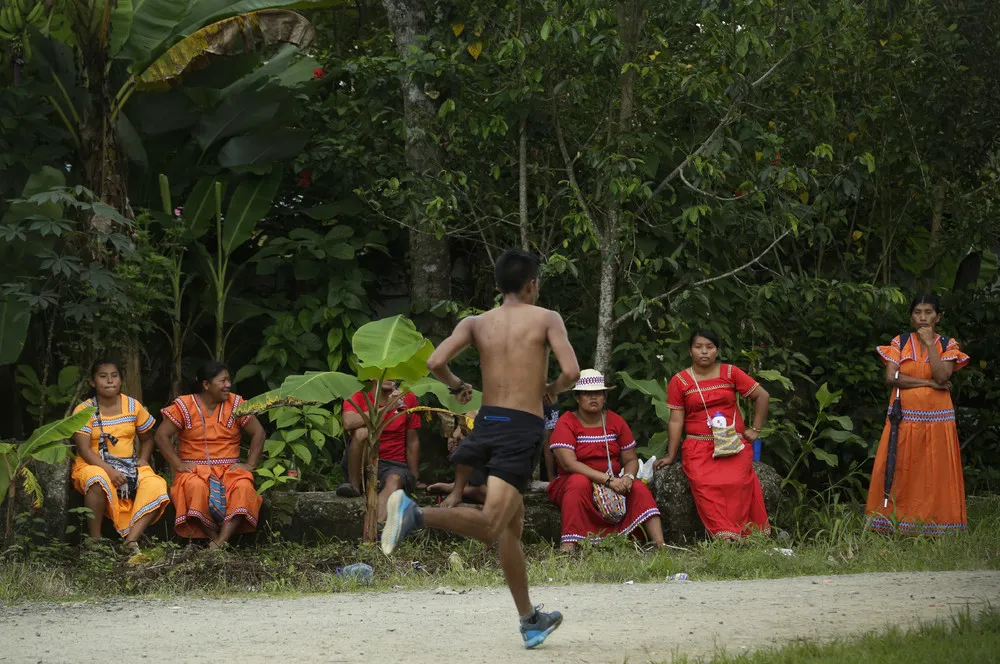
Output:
(547, 370), (665, 552)
(866, 293), (970, 535)
(655, 329), (771, 540)
(71, 359), (170, 550)
(154, 361), (266, 548)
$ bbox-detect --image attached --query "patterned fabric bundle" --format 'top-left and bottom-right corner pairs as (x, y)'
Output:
(688, 372), (744, 459)
(208, 473), (227, 522)
(93, 399), (138, 500)
(590, 413), (627, 523)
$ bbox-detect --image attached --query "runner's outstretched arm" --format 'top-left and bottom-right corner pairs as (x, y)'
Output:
(427, 317), (476, 401)
(544, 311), (580, 401)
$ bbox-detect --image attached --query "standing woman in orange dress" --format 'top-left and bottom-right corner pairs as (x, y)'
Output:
(866, 294), (970, 535)
(71, 359), (170, 549)
(154, 361), (266, 548)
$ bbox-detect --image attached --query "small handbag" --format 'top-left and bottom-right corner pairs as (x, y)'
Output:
(688, 370), (745, 459)
(194, 396), (227, 523)
(591, 413), (627, 524)
(93, 399), (138, 500)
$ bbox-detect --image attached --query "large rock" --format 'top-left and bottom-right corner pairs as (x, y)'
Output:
(265, 491), (563, 544)
(652, 461), (784, 541)
(30, 457), (72, 540)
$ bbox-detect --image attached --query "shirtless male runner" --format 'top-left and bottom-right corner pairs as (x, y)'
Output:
(381, 249), (580, 649)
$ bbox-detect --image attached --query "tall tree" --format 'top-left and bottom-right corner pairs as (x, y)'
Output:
(380, 0), (452, 336)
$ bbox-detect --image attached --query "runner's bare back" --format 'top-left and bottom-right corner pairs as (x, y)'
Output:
(470, 304), (560, 418)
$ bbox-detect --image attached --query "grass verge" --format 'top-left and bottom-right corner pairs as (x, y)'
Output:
(1, 496), (997, 603)
(665, 607), (999, 664)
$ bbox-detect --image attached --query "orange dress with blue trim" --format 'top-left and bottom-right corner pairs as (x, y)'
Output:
(161, 393), (261, 538)
(667, 364), (770, 540)
(866, 334), (970, 535)
(71, 395), (170, 536)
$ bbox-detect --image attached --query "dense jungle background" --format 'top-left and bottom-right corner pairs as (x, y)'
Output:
(1, 0), (998, 525)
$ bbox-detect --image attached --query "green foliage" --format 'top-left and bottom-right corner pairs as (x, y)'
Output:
(666, 608), (1000, 664)
(257, 404), (344, 492)
(0, 407), (94, 512)
(0, 296), (30, 365)
(15, 365), (81, 424)
(4, 0), (1000, 498)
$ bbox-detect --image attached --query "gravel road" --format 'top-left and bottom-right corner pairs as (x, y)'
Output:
(2, 570), (997, 663)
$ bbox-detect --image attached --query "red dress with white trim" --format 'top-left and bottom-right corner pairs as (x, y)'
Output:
(667, 364), (770, 540)
(546, 410), (660, 546)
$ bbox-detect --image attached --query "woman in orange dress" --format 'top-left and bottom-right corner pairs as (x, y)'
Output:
(866, 294), (970, 535)
(154, 361), (266, 547)
(655, 330), (771, 540)
(71, 360), (170, 549)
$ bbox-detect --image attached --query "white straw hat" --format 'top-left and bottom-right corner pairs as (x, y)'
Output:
(573, 369), (615, 392)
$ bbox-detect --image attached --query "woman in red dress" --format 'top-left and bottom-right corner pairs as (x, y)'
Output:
(655, 330), (771, 540)
(547, 370), (665, 552)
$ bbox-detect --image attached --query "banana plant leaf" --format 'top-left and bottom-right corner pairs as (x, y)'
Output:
(136, 10), (315, 91)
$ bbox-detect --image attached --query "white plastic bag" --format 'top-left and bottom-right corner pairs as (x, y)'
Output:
(636, 456), (656, 484)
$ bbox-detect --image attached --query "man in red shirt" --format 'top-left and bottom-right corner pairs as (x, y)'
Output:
(336, 380), (421, 524)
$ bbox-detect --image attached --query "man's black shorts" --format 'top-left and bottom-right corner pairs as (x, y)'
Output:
(449, 406), (544, 494)
(378, 459), (416, 495)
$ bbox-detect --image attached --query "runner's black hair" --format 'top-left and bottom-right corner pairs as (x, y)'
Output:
(495, 249), (541, 294)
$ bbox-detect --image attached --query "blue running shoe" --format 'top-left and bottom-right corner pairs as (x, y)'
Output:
(520, 605), (563, 649)
(381, 490), (422, 555)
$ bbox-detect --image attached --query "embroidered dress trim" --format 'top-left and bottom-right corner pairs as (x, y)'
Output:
(886, 408), (956, 422)
(865, 514), (967, 535)
(620, 508), (660, 536)
(95, 414), (137, 427)
(136, 414), (155, 433)
(176, 508), (216, 527)
(224, 506), (257, 526)
(877, 346), (899, 365)
(162, 410), (183, 428)
(118, 494), (170, 536)
(549, 443), (575, 451)
(683, 383), (735, 397)
(175, 398), (194, 429)
(574, 433), (618, 444)
(85, 475), (114, 504)
(181, 457), (241, 466)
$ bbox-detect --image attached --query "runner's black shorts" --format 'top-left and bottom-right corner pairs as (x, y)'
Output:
(449, 406), (543, 494)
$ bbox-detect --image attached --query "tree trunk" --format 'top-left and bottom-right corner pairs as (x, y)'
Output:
(381, 0), (451, 337)
(121, 341), (143, 403)
(519, 117), (530, 251)
(593, 217), (619, 374)
(925, 181), (947, 291)
(77, 12), (142, 397)
(593, 1), (645, 374)
(361, 438), (380, 543)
